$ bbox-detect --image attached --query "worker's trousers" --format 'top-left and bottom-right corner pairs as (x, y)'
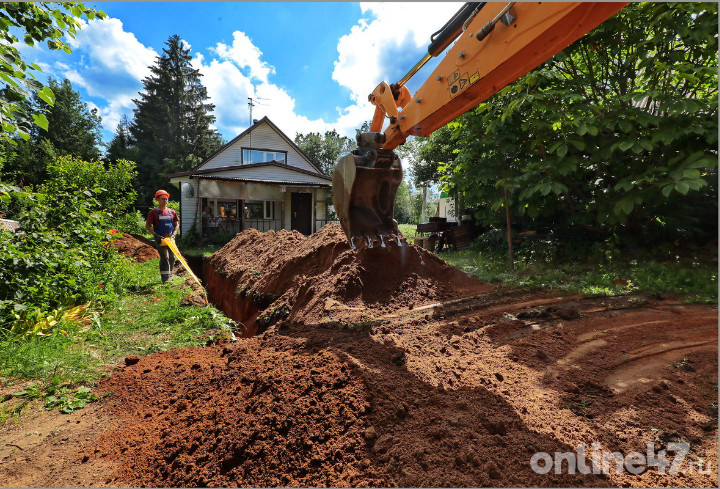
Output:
(155, 237), (175, 283)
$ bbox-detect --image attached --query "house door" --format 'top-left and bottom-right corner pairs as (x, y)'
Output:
(291, 192), (312, 235)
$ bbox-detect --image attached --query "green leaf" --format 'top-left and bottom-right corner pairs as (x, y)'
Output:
(556, 144), (568, 158)
(33, 113), (48, 131)
(38, 86), (55, 106)
(568, 139), (585, 151)
(23, 78), (44, 91)
(639, 139), (653, 151)
(618, 140), (634, 151)
(540, 183), (552, 196)
(614, 198), (635, 215)
(674, 181), (690, 195)
(0, 71), (18, 87)
(586, 125), (598, 136)
(614, 180), (634, 192)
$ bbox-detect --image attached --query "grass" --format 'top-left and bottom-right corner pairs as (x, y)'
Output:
(437, 247), (718, 303)
(0, 257), (237, 417)
(398, 223), (420, 239)
(181, 246), (219, 258)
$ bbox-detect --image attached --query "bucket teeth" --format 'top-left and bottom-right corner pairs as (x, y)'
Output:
(347, 233), (404, 249)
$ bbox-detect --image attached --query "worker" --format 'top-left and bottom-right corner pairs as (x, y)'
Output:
(145, 189), (179, 283)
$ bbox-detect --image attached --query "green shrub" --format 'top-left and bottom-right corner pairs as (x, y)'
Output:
(0, 184), (131, 330)
(209, 230), (233, 246)
(115, 209), (146, 235)
(178, 223), (200, 248)
(40, 156), (137, 218)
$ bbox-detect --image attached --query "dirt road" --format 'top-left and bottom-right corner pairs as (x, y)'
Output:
(1, 226), (716, 487)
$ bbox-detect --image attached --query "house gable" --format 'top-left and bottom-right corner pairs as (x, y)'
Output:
(195, 117), (324, 176)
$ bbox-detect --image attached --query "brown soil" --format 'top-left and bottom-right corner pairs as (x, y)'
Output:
(109, 231), (158, 263)
(1, 224), (717, 487)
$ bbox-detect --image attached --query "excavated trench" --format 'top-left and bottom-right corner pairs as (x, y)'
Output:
(184, 255), (266, 337)
(182, 225), (489, 338)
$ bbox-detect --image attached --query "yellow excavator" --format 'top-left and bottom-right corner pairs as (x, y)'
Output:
(333, 2), (627, 248)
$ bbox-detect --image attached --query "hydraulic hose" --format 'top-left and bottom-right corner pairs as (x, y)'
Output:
(396, 2), (485, 88)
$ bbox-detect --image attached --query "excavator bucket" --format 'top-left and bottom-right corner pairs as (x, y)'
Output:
(332, 132), (403, 248)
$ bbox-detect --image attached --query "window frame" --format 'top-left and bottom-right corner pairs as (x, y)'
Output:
(263, 201), (274, 220)
(241, 147), (287, 165)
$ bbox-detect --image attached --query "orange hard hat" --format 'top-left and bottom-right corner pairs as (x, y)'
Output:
(154, 189), (170, 200)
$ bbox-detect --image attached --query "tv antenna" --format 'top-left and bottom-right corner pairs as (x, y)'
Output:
(248, 97), (270, 125)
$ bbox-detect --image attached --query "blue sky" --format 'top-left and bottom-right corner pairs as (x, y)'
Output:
(18, 2), (463, 145)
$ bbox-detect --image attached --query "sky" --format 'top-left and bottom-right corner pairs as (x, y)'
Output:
(18, 2), (464, 146)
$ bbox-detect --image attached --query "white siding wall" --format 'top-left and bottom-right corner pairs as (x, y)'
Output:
(199, 121), (319, 174)
(177, 178), (200, 236)
(174, 179), (332, 237)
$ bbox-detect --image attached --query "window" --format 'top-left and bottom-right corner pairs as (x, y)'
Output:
(216, 200), (238, 218)
(245, 202), (263, 219)
(264, 201), (274, 219)
(244, 201), (275, 220)
(243, 149), (286, 164)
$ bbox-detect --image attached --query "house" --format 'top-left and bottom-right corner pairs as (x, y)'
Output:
(167, 116), (333, 238)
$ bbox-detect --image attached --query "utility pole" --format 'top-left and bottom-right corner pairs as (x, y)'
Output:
(248, 97), (256, 126)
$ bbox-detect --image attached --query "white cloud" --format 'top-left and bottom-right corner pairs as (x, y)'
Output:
(193, 49), (331, 140)
(22, 4), (468, 144)
(63, 17), (157, 133)
(192, 53), (255, 135)
(331, 2), (464, 135)
(334, 2), (463, 96)
(68, 17), (157, 89)
(211, 31), (275, 84)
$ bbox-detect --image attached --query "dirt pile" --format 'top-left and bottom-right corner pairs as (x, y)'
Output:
(94, 335), (391, 487)
(9, 226), (711, 488)
(206, 224), (493, 332)
(109, 231), (158, 263)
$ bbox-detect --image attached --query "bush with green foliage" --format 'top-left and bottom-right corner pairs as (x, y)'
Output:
(40, 155), (137, 218)
(0, 183), (130, 329)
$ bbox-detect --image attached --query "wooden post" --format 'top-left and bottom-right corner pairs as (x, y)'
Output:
(504, 187), (514, 271)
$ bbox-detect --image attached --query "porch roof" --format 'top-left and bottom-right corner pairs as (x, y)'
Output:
(181, 174), (330, 188)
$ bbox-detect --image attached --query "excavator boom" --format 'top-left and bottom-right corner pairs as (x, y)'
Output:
(333, 2), (627, 246)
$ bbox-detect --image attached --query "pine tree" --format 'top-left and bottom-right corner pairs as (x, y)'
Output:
(1, 77), (102, 187)
(130, 35), (223, 204)
(107, 115), (137, 163)
(41, 77), (103, 161)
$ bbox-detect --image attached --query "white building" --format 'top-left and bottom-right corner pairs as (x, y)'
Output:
(167, 117), (332, 237)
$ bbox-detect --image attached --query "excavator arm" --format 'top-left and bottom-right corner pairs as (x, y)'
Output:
(333, 2), (627, 247)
